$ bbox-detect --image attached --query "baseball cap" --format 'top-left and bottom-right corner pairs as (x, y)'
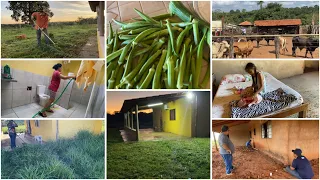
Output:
(292, 148), (302, 156)
(221, 125), (229, 132)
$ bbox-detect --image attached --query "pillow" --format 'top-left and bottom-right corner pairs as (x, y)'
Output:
(221, 74), (246, 85)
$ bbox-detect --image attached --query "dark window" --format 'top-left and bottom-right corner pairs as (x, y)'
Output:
(254, 128), (256, 135)
(35, 120), (40, 127)
(262, 121), (272, 139)
(249, 131), (252, 138)
(170, 109), (176, 120)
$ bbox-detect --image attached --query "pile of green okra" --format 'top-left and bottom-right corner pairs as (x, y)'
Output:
(107, 1), (210, 89)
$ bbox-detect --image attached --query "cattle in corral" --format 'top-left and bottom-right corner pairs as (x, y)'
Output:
(278, 36), (288, 55)
(292, 36), (319, 58)
(264, 37), (274, 46)
(212, 41), (230, 58)
(238, 38), (247, 42)
(16, 34), (27, 40)
(246, 36), (263, 47)
(233, 41), (254, 58)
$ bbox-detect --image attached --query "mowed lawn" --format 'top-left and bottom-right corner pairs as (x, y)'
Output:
(1, 24), (96, 58)
(107, 128), (210, 179)
(1, 131), (105, 179)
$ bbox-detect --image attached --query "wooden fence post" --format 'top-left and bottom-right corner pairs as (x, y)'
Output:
(274, 36), (280, 59)
(229, 37), (234, 58)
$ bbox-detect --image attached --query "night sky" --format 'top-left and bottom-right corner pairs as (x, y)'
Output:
(107, 91), (181, 114)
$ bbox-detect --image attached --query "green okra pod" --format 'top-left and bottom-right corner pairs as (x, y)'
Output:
(134, 8), (159, 24)
(113, 31), (119, 52)
(200, 63), (210, 89)
(140, 65), (156, 89)
(165, 20), (178, 56)
(136, 69), (149, 89)
(192, 19), (199, 45)
(171, 22), (194, 27)
(152, 50), (167, 89)
(163, 38), (172, 71)
(176, 25), (192, 54)
(115, 65), (124, 88)
(134, 50), (162, 83)
(107, 47), (124, 63)
(129, 27), (150, 34)
(118, 42), (132, 65)
(119, 34), (137, 40)
(144, 29), (169, 41)
(112, 19), (127, 27)
(193, 33), (206, 88)
(167, 56), (175, 89)
(108, 22), (113, 44)
(133, 28), (159, 45)
(177, 45), (187, 89)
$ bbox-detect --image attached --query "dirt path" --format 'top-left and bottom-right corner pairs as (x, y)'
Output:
(248, 37), (319, 59)
(212, 147), (319, 179)
(79, 36), (99, 58)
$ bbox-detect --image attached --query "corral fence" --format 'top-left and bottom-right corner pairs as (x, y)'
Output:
(213, 25), (320, 35)
(212, 34), (319, 58)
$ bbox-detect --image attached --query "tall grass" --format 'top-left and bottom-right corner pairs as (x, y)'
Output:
(1, 131), (105, 179)
(2, 125), (26, 134)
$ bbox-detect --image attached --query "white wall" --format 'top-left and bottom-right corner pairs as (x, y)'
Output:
(212, 60), (305, 85)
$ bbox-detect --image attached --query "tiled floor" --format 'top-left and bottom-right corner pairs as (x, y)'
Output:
(1, 102), (87, 118)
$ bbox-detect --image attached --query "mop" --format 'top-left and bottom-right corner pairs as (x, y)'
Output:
(32, 78), (74, 118)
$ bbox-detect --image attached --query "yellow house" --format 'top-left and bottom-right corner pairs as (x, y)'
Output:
(120, 92), (210, 141)
(24, 120), (103, 141)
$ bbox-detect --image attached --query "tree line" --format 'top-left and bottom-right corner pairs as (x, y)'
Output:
(212, 2), (319, 25)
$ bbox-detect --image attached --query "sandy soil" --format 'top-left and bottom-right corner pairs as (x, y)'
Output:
(246, 37), (319, 59)
(79, 36), (99, 58)
(212, 147), (319, 179)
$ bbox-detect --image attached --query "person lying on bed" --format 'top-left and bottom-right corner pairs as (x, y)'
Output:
(237, 63), (266, 108)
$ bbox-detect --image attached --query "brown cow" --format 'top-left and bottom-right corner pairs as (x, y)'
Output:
(279, 36), (288, 55)
(233, 41), (254, 58)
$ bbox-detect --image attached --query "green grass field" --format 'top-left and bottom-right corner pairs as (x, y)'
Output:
(107, 128), (210, 179)
(1, 131), (105, 179)
(1, 24), (96, 58)
(2, 125), (26, 134)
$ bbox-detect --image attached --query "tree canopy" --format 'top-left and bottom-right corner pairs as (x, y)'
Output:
(6, 1), (54, 24)
(212, 2), (319, 25)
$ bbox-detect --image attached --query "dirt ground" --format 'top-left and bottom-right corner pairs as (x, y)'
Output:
(212, 147), (319, 179)
(247, 37), (319, 59)
(79, 36), (99, 58)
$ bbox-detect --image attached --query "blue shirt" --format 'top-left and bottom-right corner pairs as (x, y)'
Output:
(292, 156), (314, 179)
(218, 133), (235, 154)
(245, 140), (251, 147)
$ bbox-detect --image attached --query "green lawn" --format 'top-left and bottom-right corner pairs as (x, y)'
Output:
(1, 131), (105, 179)
(107, 128), (210, 179)
(1, 24), (96, 58)
(2, 125), (26, 134)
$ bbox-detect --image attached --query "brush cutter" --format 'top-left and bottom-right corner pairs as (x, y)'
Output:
(33, 20), (55, 45)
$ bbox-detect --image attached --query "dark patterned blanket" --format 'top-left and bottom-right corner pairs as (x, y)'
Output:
(230, 88), (297, 118)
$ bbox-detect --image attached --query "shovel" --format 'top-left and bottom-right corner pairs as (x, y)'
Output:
(33, 20), (55, 45)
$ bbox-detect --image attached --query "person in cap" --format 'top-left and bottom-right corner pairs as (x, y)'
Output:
(284, 148), (314, 179)
(31, 8), (50, 46)
(218, 125), (235, 175)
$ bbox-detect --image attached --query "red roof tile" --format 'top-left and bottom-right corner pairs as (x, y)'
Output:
(254, 19), (302, 26)
(239, 21), (252, 26)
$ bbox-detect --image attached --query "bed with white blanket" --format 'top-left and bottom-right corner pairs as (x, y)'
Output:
(212, 72), (308, 118)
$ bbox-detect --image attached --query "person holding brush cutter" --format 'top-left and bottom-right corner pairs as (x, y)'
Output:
(7, 120), (18, 150)
(31, 8), (50, 46)
(39, 63), (76, 117)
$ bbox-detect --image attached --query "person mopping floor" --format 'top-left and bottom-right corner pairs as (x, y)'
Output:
(31, 8), (50, 46)
(39, 63), (75, 117)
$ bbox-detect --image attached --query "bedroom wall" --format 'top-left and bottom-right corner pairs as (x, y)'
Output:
(212, 60), (305, 85)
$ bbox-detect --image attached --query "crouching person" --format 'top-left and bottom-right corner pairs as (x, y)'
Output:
(284, 148), (314, 179)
